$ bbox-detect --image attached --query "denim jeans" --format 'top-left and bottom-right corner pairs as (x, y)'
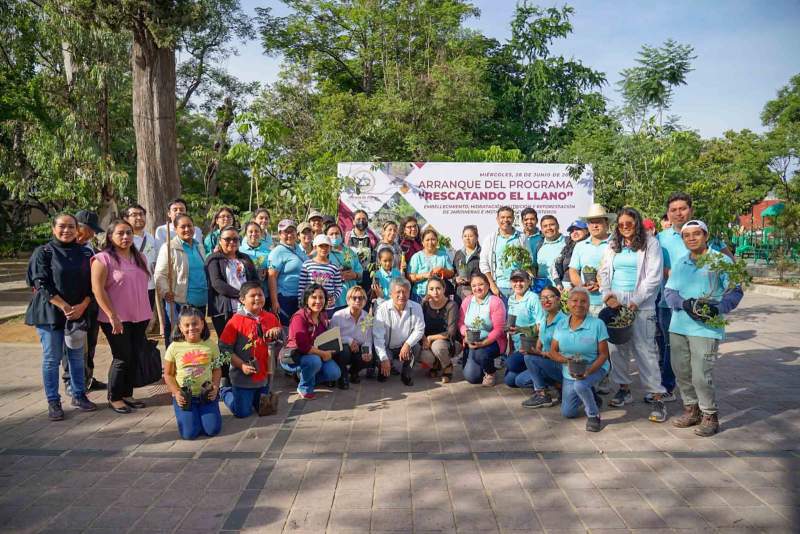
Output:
(221, 385), (269, 418)
(656, 305), (677, 392)
(172, 397), (222, 440)
(277, 294), (299, 326)
(463, 342), (500, 384)
(296, 354), (341, 394)
(37, 326), (86, 402)
(503, 351), (527, 387)
(523, 354), (563, 391)
(562, 368), (606, 418)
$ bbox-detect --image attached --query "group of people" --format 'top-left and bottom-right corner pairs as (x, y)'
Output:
(25, 191), (743, 439)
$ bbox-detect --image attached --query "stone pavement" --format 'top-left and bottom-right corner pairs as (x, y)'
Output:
(0, 293), (798, 533)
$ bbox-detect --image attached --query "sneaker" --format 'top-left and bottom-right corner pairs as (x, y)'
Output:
(48, 401), (65, 421)
(694, 412), (720, 437)
(596, 376), (612, 395)
(71, 396), (98, 412)
(673, 404), (702, 428)
(401, 370), (414, 387)
(88, 378), (107, 391)
(586, 416), (602, 432)
(609, 388), (632, 407)
(296, 389), (316, 400)
(481, 373), (495, 387)
(648, 400), (667, 423)
(522, 392), (555, 409)
(645, 391), (677, 403)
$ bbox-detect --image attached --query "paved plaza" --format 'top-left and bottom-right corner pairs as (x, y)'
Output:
(0, 293), (798, 533)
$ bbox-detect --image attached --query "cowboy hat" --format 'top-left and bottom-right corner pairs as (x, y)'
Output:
(580, 203), (616, 223)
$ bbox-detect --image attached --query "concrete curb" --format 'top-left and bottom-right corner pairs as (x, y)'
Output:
(749, 283), (800, 300)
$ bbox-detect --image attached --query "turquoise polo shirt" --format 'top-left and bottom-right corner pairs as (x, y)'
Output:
(553, 315), (609, 381)
(464, 296), (494, 340)
(535, 235), (565, 284)
(373, 267), (402, 300)
(240, 240), (271, 270)
(330, 246), (364, 307)
(568, 237), (609, 306)
(537, 311), (567, 353)
(492, 231), (525, 290)
(657, 228), (688, 308)
(268, 243), (308, 296)
(611, 247), (638, 292)
(507, 290), (545, 347)
(183, 241), (208, 306)
(408, 249), (453, 297)
(665, 249), (731, 340)
(525, 232), (543, 268)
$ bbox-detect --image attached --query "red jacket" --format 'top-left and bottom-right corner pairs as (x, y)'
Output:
(219, 310), (280, 386)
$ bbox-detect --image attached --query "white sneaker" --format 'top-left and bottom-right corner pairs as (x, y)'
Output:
(645, 391), (677, 403)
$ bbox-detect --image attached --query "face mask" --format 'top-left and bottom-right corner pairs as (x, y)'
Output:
(331, 236), (343, 247)
(354, 220), (368, 231)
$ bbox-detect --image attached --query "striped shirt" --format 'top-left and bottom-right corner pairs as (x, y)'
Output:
(297, 260), (342, 309)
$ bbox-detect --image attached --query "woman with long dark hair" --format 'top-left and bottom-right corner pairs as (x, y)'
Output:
(399, 216), (423, 266)
(91, 219), (153, 414)
(204, 206), (237, 256)
(598, 206), (667, 423)
(458, 273), (507, 386)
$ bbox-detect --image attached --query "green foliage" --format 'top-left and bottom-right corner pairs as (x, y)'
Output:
(608, 306), (636, 329)
(500, 244), (534, 272)
(762, 74), (800, 202)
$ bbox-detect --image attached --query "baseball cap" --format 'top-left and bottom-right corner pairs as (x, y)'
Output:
(313, 234), (332, 247)
(567, 220), (588, 232)
(307, 209), (323, 221)
(681, 220), (708, 234)
(297, 222), (312, 234)
(277, 219), (296, 232)
(510, 269), (530, 281)
(75, 210), (103, 234)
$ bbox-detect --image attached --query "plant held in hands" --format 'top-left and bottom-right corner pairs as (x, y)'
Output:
(500, 244), (534, 272)
(180, 376), (196, 411)
(688, 253), (751, 329)
(467, 316), (484, 343)
(582, 265), (598, 284)
(608, 305), (636, 329)
(517, 324), (539, 353)
(567, 353), (588, 377)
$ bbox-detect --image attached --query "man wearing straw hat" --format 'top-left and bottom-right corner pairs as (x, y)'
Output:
(568, 204), (615, 317)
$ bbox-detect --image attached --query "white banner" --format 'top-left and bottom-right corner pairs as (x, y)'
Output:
(338, 162), (594, 249)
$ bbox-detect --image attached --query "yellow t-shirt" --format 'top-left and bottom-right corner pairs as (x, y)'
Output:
(164, 340), (219, 395)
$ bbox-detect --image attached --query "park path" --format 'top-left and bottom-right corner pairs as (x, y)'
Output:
(0, 293), (797, 533)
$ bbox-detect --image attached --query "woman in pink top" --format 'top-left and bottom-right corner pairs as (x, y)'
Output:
(458, 273), (506, 386)
(91, 219), (153, 414)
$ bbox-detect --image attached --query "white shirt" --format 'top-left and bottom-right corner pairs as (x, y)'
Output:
(133, 231), (157, 290)
(331, 308), (372, 347)
(372, 299), (425, 361)
(154, 224), (203, 253)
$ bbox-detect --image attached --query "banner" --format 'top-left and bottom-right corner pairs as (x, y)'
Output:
(338, 162), (594, 249)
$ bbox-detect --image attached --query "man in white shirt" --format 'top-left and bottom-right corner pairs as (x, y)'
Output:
(124, 204), (158, 309)
(372, 278), (425, 386)
(154, 197), (203, 251)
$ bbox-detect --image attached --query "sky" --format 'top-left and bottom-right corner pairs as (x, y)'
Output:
(223, 0), (800, 139)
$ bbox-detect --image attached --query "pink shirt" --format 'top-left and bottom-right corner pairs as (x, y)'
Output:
(93, 251), (153, 324)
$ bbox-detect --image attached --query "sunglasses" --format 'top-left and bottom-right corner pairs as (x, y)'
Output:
(220, 237), (239, 243)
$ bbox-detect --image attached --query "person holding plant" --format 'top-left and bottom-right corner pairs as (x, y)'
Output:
(327, 223), (364, 311)
(331, 286), (374, 388)
(372, 247), (402, 308)
(548, 288), (610, 432)
(285, 284), (342, 399)
(399, 216), (423, 264)
(479, 206), (527, 301)
(458, 273), (507, 386)
(297, 234), (343, 315)
(550, 220), (589, 290)
(568, 204), (614, 317)
(373, 278), (425, 386)
(663, 220), (744, 436)
(521, 207), (543, 264)
(597, 207), (668, 423)
(26, 213), (98, 421)
(520, 285), (569, 408)
(503, 270), (544, 388)
(268, 220), (308, 326)
(408, 228), (454, 302)
(419, 276), (460, 383)
(345, 209), (379, 293)
(452, 225), (481, 301)
(534, 215), (566, 289)
(91, 219), (153, 414)
(240, 222), (272, 297)
(204, 206), (236, 256)
(164, 306), (222, 440)
(219, 282), (282, 418)
(252, 208), (274, 249)
(205, 226), (260, 342)
(375, 221), (404, 270)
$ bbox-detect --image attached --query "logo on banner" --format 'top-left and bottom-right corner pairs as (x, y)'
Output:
(353, 170), (376, 193)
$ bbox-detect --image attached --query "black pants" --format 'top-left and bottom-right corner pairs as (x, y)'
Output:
(211, 313), (233, 379)
(334, 345), (371, 378)
(62, 306), (99, 384)
(101, 320), (148, 401)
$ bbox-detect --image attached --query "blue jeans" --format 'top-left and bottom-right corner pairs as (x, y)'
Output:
(296, 355), (341, 394)
(37, 326), (85, 402)
(221, 385), (269, 418)
(523, 354), (563, 391)
(463, 342), (500, 384)
(172, 397), (222, 440)
(277, 294), (299, 326)
(562, 368), (606, 418)
(503, 351), (528, 387)
(656, 306), (676, 392)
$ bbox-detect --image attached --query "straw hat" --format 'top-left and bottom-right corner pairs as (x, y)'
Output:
(580, 203), (616, 223)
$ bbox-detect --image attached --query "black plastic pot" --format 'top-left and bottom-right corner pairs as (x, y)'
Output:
(520, 334), (537, 353)
(466, 329), (481, 343)
(199, 381), (213, 405)
(598, 306), (635, 345)
(506, 314), (517, 328)
(180, 386), (193, 411)
(361, 345), (371, 357)
(457, 267), (469, 280)
(583, 271), (598, 284)
(568, 357), (588, 377)
(249, 358), (260, 374)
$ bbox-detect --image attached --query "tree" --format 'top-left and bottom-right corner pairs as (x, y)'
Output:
(762, 73), (800, 202)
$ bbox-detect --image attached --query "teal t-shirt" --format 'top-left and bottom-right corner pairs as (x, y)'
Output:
(507, 291), (544, 347)
(492, 231), (525, 290)
(268, 243), (308, 296)
(373, 267), (402, 300)
(203, 229), (220, 257)
(538, 311), (567, 353)
(535, 235), (566, 284)
(657, 228), (688, 308)
(568, 238), (609, 306)
(464, 296), (494, 340)
(408, 249), (453, 296)
(183, 241), (208, 306)
(330, 246), (364, 307)
(525, 232), (543, 270)
(665, 249), (731, 340)
(240, 240), (271, 270)
(553, 315), (609, 381)
(611, 247), (638, 292)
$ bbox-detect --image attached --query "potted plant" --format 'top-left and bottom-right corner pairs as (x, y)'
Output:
(560, 289), (571, 314)
(692, 253), (752, 329)
(567, 353), (588, 377)
(598, 305), (636, 345)
(500, 244), (534, 272)
(437, 234), (452, 253)
(582, 266), (598, 284)
(506, 313), (517, 329)
(456, 259), (469, 281)
(466, 316), (483, 343)
(517, 324), (539, 353)
(180, 376), (196, 411)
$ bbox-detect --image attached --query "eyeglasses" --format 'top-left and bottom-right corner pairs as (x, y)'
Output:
(220, 237), (238, 243)
(540, 295), (557, 301)
(618, 222), (635, 229)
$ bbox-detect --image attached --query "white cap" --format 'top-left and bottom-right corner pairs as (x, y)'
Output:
(313, 234), (332, 247)
(680, 220), (708, 234)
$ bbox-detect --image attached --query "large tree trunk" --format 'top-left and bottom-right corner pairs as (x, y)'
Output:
(204, 96), (235, 198)
(131, 22), (181, 234)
